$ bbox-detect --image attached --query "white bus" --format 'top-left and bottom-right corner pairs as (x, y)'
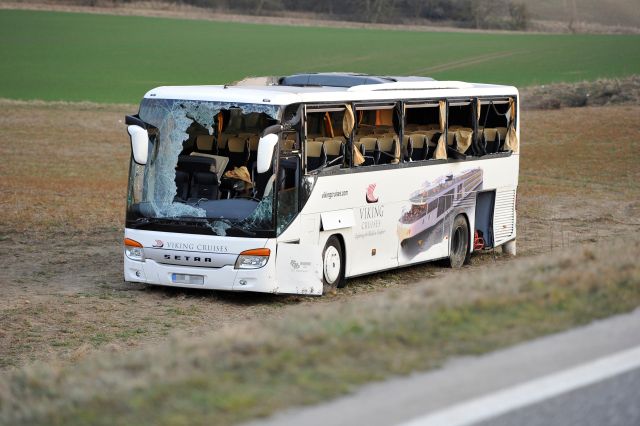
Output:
(124, 73), (519, 295)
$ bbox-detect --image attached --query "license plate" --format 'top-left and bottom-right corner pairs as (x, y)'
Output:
(171, 273), (204, 285)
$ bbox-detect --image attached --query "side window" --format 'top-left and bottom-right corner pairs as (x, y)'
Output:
(305, 107), (348, 173)
(404, 102), (442, 161)
(447, 100), (476, 158)
(477, 98), (515, 155)
(353, 104), (400, 167)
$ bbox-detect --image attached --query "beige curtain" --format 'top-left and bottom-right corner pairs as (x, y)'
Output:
(434, 100), (447, 160)
(455, 130), (473, 154)
(343, 105), (355, 137)
(392, 136), (400, 164)
(344, 105), (364, 165)
(503, 97), (519, 153)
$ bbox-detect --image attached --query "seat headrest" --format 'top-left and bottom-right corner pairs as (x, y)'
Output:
(218, 133), (234, 149)
(248, 135), (260, 151)
(324, 139), (343, 156)
(411, 134), (426, 148)
(484, 128), (498, 141)
(283, 139), (295, 151)
(196, 135), (214, 151)
(228, 137), (246, 153)
(447, 132), (456, 145)
(359, 137), (377, 150)
(377, 137), (395, 151)
(307, 141), (323, 157)
(496, 127), (508, 139)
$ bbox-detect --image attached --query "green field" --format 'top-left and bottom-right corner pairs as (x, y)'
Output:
(0, 9), (639, 104)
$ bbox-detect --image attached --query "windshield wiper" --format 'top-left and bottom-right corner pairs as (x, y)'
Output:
(212, 219), (256, 237)
(314, 156), (343, 174)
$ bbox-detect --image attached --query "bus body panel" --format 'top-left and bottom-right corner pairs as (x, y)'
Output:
(294, 155), (518, 278)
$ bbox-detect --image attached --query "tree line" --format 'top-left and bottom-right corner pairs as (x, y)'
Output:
(92, 0), (530, 30)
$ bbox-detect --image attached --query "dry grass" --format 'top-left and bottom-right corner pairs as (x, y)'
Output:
(521, 76), (640, 110)
(1, 237), (639, 425)
(1, 100), (639, 372)
(0, 99), (132, 235)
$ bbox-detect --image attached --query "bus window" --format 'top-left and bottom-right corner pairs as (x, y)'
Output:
(353, 104), (400, 166)
(478, 98), (515, 154)
(405, 102), (441, 161)
(447, 100), (475, 158)
(305, 106), (349, 172)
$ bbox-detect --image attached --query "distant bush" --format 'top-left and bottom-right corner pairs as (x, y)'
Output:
(521, 76), (640, 110)
(54, 0), (531, 30)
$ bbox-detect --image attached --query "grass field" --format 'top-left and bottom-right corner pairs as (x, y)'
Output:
(0, 9), (639, 103)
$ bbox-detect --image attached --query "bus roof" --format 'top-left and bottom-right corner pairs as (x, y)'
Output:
(143, 73), (518, 106)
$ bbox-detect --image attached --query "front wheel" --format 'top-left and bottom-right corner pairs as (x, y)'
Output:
(448, 215), (469, 268)
(322, 236), (346, 292)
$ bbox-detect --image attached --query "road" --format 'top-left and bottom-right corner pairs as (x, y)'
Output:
(247, 308), (640, 426)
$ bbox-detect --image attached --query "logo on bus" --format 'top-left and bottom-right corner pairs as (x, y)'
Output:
(366, 183), (379, 204)
(152, 240), (164, 248)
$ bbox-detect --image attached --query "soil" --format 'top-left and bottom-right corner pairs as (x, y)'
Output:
(0, 101), (638, 369)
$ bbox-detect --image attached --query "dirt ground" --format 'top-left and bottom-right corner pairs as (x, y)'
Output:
(0, 100), (638, 369)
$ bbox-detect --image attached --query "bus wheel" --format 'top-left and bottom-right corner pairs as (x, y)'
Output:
(448, 215), (469, 269)
(322, 236), (345, 291)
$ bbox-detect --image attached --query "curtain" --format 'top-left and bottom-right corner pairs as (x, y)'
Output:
(434, 100), (447, 160)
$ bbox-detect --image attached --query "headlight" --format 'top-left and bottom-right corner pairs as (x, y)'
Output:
(124, 238), (145, 261)
(235, 248), (270, 269)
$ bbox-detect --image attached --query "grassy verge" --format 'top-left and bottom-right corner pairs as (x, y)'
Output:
(2, 237), (639, 425)
(1, 9), (640, 103)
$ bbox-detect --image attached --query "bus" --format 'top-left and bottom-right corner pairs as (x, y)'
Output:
(124, 73), (519, 295)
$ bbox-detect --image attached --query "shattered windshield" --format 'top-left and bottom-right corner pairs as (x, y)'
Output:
(126, 98), (284, 237)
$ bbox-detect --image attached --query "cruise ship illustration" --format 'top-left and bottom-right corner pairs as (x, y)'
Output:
(398, 168), (483, 241)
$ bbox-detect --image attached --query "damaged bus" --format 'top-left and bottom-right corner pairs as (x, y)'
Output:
(124, 73), (519, 295)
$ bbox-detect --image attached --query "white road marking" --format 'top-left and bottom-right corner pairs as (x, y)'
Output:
(398, 344), (640, 426)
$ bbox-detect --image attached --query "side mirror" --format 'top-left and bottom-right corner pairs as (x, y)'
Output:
(256, 133), (279, 174)
(127, 125), (149, 165)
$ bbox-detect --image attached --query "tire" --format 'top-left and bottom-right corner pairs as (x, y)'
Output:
(322, 235), (346, 292)
(448, 215), (469, 269)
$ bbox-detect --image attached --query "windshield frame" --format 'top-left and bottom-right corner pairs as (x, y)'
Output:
(125, 97), (286, 238)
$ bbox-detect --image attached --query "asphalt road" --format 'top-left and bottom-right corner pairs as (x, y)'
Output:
(247, 308), (640, 426)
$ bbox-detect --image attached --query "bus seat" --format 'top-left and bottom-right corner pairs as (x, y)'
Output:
(410, 134), (428, 161)
(306, 140), (326, 171)
(174, 170), (190, 200)
(358, 137), (378, 165)
(324, 139), (344, 164)
(227, 137), (249, 169)
(496, 127), (508, 151)
(195, 135), (215, 152)
(377, 136), (398, 164)
(283, 139), (296, 151)
(446, 133), (466, 159)
(402, 135), (413, 161)
(247, 134), (260, 171)
(190, 171), (219, 200)
(483, 128), (500, 154)
(217, 133), (234, 154)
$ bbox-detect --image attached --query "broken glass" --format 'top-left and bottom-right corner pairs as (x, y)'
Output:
(126, 98), (282, 235)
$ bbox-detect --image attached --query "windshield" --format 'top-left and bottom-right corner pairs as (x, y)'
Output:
(126, 98), (286, 237)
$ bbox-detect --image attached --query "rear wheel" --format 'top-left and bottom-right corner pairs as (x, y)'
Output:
(448, 215), (469, 268)
(322, 236), (345, 292)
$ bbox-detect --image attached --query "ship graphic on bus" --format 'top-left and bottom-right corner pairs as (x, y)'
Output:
(398, 168), (483, 244)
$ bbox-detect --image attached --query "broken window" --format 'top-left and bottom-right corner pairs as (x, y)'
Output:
(447, 100), (476, 158)
(353, 103), (400, 166)
(478, 98), (516, 154)
(126, 98), (282, 236)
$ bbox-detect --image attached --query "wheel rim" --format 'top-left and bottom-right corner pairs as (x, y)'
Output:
(323, 246), (341, 284)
